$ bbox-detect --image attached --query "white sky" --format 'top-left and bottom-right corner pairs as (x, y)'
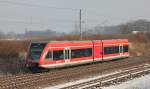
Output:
(0, 0), (150, 33)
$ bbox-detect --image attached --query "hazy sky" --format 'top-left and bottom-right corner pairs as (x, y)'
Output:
(0, 0), (150, 33)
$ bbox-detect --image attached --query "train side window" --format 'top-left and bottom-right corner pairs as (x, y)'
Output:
(71, 48), (92, 58)
(123, 45), (128, 52)
(104, 46), (119, 54)
(53, 50), (64, 60)
(104, 47), (111, 54)
(114, 46), (119, 53)
(45, 51), (52, 60)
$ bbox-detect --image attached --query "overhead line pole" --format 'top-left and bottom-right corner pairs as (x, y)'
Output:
(79, 9), (82, 40)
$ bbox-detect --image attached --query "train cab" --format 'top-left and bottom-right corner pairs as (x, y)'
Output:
(26, 42), (48, 71)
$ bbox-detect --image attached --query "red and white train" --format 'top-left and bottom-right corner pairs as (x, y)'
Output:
(26, 39), (129, 70)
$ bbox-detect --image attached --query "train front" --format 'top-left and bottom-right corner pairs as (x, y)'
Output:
(25, 42), (47, 72)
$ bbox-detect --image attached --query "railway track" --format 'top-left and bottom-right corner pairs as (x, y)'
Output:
(0, 55), (150, 89)
(59, 64), (150, 89)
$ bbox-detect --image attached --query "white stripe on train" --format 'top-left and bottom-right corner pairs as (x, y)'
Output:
(40, 54), (129, 69)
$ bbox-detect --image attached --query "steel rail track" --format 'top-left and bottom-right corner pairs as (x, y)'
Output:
(0, 56), (150, 89)
(60, 64), (150, 89)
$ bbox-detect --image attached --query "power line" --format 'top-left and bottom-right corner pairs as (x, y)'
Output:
(0, 0), (127, 21)
(0, 0), (131, 22)
(83, 10), (127, 21)
(0, 1), (132, 34)
(0, 1), (79, 11)
(0, 20), (75, 26)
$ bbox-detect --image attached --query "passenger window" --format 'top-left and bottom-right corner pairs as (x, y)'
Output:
(45, 51), (52, 60)
(53, 50), (64, 60)
(123, 45), (128, 52)
(71, 48), (92, 58)
(104, 46), (119, 54)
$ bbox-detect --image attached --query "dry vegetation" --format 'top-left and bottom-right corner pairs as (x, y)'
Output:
(0, 33), (150, 75)
(0, 40), (30, 75)
(0, 40), (29, 58)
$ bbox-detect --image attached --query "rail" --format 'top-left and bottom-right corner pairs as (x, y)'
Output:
(0, 57), (150, 89)
(60, 64), (150, 89)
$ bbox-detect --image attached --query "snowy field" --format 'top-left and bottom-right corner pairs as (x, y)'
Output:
(103, 74), (150, 89)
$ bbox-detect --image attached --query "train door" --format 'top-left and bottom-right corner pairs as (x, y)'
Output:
(64, 48), (71, 64)
(119, 44), (123, 56)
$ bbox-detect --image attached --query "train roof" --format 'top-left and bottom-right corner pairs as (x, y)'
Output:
(31, 39), (128, 43)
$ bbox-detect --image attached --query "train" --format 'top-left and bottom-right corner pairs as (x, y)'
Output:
(25, 39), (129, 71)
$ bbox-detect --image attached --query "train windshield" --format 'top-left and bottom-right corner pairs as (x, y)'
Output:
(29, 42), (47, 60)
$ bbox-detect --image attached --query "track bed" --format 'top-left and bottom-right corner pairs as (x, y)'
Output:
(0, 55), (150, 89)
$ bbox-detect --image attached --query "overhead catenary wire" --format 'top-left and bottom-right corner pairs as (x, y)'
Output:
(0, 0), (79, 11)
(0, 0), (129, 34)
(0, 0), (124, 21)
(0, 0), (128, 25)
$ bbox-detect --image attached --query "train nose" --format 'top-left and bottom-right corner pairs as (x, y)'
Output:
(27, 62), (48, 72)
(27, 62), (39, 71)
(29, 63), (39, 67)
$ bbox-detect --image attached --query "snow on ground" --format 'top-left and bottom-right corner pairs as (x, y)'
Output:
(103, 74), (150, 89)
(46, 74), (150, 89)
(45, 70), (150, 89)
(45, 71), (120, 89)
